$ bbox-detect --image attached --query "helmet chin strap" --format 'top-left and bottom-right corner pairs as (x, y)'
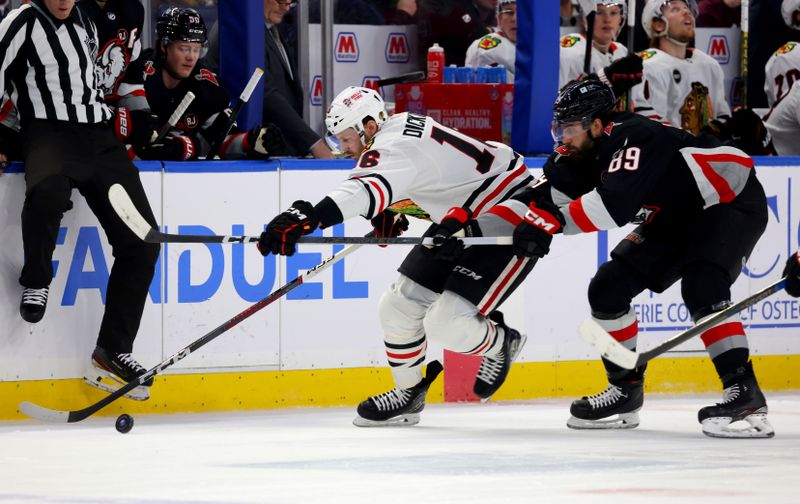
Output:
(655, 18), (691, 47)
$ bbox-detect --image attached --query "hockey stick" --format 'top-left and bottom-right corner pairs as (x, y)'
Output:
(579, 277), (788, 370)
(740, 0), (749, 108)
(108, 183), (512, 246)
(154, 91), (196, 143)
(579, 0), (597, 75)
(19, 236), (366, 423)
(376, 71), (426, 88)
(204, 67), (264, 159)
(625, 0), (636, 111)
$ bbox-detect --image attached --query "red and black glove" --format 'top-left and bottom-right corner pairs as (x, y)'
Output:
(113, 107), (158, 147)
(595, 54), (643, 98)
(423, 207), (481, 261)
(512, 199), (564, 259)
(258, 200), (319, 256)
(783, 251), (800, 298)
(370, 210), (409, 247)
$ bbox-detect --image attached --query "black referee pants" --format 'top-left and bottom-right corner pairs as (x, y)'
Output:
(20, 120), (160, 354)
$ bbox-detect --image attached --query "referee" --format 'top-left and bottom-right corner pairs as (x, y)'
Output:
(0, 0), (159, 397)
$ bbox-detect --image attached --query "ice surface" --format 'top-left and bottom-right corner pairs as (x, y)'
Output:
(2, 394), (799, 503)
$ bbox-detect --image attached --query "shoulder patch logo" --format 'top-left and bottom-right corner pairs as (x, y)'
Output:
(143, 60), (155, 77)
(777, 41), (797, 55)
(560, 35), (580, 48)
(479, 36), (501, 50)
(195, 69), (219, 86)
(639, 49), (657, 61)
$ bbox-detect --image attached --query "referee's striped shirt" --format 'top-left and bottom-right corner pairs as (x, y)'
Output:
(0, 0), (112, 125)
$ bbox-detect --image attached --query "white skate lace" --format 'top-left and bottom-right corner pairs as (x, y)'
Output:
(116, 353), (146, 374)
(372, 388), (412, 412)
(22, 287), (49, 306)
(476, 351), (505, 384)
(587, 385), (627, 409)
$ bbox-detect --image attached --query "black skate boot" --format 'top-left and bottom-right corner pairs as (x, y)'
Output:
(354, 360), (443, 427)
(84, 346), (153, 401)
(20, 287), (49, 323)
(567, 366), (645, 430)
(698, 361), (774, 438)
(473, 311), (527, 401)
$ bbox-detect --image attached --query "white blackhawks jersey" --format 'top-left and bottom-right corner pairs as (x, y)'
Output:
(559, 33), (628, 89)
(764, 41), (800, 107)
(764, 81), (800, 155)
(465, 32), (516, 83)
(326, 113), (533, 224)
(630, 48), (731, 135)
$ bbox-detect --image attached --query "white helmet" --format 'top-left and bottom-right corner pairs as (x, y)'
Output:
(783, 0), (800, 29)
(325, 86), (387, 139)
(641, 0), (698, 39)
(496, 0), (515, 16)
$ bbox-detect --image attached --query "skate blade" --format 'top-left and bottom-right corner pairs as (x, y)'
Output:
(566, 410), (640, 430)
(701, 414), (775, 439)
(352, 413), (421, 428)
(478, 333), (528, 403)
(83, 370), (151, 401)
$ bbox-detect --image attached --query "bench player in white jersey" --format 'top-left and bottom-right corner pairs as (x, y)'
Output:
(764, 0), (800, 107)
(559, 1), (629, 89)
(465, 0), (517, 83)
(631, 0), (730, 134)
(764, 81), (800, 154)
(258, 86), (540, 426)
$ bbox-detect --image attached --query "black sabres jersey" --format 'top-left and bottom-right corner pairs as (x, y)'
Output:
(141, 48), (234, 149)
(77, 0), (145, 108)
(516, 113), (758, 235)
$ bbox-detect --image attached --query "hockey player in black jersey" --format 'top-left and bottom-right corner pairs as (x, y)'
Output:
(138, 7), (284, 161)
(505, 79), (773, 438)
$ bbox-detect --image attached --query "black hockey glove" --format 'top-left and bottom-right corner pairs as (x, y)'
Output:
(246, 124), (286, 158)
(423, 207), (481, 261)
(783, 251), (800, 298)
(595, 54), (643, 98)
(113, 107), (158, 147)
(370, 210), (409, 247)
(258, 200), (319, 257)
(702, 108), (777, 156)
(135, 135), (197, 161)
(512, 199), (564, 259)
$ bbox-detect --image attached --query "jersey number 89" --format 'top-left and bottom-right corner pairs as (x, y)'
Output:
(608, 147), (641, 173)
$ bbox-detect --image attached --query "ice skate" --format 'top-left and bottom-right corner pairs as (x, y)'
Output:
(699, 362), (774, 439)
(354, 361), (443, 427)
(568, 378), (644, 430)
(83, 346), (153, 401)
(20, 287), (49, 324)
(473, 311), (527, 401)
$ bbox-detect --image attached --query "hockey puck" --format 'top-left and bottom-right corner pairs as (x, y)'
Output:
(115, 413), (134, 434)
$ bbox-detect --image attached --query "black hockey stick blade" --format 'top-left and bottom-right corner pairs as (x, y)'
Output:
(376, 71), (426, 87)
(18, 236), (367, 424)
(108, 183), (512, 246)
(579, 277), (788, 369)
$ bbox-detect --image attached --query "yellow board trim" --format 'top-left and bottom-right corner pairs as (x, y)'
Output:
(2, 355), (798, 420)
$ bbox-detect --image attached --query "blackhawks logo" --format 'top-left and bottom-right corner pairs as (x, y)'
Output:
(560, 35), (580, 48)
(479, 35), (501, 50)
(639, 49), (657, 61)
(777, 42), (797, 55)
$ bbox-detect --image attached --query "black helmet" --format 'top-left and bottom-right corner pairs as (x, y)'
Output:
(156, 7), (207, 45)
(553, 79), (616, 125)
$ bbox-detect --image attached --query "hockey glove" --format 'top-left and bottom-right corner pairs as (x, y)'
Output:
(512, 199), (564, 259)
(114, 108), (158, 147)
(370, 210), (409, 247)
(258, 200), (319, 256)
(423, 207), (481, 261)
(702, 108), (776, 156)
(135, 134), (197, 161)
(246, 124), (286, 157)
(595, 54), (643, 98)
(783, 251), (800, 298)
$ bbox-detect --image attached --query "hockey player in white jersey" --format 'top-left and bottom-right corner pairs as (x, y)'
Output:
(559, 1), (629, 89)
(465, 0), (517, 83)
(764, 0), (800, 106)
(764, 81), (800, 154)
(631, 0), (731, 134)
(258, 86), (543, 426)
